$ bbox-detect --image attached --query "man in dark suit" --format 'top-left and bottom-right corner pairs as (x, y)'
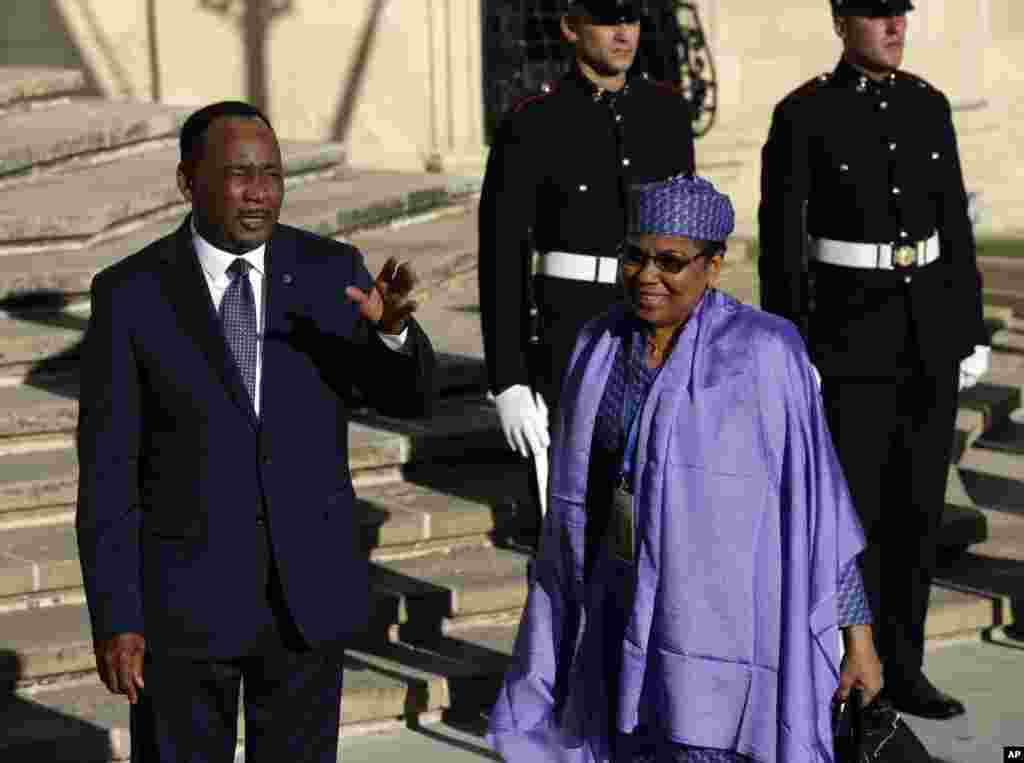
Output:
(75, 101), (435, 762)
(758, 0), (988, 719)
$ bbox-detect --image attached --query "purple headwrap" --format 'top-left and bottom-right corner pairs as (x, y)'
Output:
(628, 173), (735, 243)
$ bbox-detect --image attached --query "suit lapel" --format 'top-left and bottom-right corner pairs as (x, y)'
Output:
(157, 219), (259, 430)
(260, 226), (301, 427)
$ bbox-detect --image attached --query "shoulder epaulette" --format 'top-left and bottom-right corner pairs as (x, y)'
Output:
(898, 70), (936, 92)
(801, 72), (831, 93)
(650, 79), (686, 98)
(776, 72), (830, 106)
(510, 82), (559, 114)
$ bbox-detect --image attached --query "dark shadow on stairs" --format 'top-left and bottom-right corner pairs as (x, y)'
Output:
(935, 552), (1024, 642)
(958, 468), (1024, 516)
(0, 648), (118, 762)
(407, 714), (502, 761)
(0, 291), (86, 399)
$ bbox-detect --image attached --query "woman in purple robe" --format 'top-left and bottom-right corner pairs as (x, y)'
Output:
(487, 174), (883, 762)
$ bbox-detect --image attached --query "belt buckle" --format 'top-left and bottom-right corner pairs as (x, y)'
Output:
(892, 244), (917, 269)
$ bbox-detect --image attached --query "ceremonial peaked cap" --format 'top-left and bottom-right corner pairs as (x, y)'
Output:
(831, 0), (914, 16)
(575, 0), (643, 24)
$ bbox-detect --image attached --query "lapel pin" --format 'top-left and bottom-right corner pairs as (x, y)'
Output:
(282, 273), (294, 285)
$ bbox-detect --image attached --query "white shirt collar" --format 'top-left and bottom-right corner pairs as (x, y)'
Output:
(191, 216), (266, 285)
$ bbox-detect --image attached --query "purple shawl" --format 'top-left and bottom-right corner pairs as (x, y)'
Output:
(487, 289), (865, 762)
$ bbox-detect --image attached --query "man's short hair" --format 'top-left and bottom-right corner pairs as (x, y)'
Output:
(179, 101), (273, 165)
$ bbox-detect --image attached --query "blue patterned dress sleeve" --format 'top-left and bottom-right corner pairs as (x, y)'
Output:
(837, 557), (872, 626)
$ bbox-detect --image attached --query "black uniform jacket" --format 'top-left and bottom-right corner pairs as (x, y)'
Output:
(758, 58), (986, 378)
(479, 65), (695, 400)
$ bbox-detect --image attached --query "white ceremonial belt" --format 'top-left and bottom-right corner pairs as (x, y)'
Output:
(535, 251), (619, 284)
(808, 233), (940, 270)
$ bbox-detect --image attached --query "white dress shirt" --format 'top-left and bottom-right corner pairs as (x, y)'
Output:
(192, 222), (408, 416)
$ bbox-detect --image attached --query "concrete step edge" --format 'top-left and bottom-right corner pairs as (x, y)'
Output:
(0, 136), (182, 192)
(0, 100), (193, 184)
(0, 68), (87, 111)
(0, 504), (76, 532)
(927, 584), (1009, 641)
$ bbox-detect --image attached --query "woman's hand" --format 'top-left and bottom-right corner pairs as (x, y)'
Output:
(837, 624), (883, 706)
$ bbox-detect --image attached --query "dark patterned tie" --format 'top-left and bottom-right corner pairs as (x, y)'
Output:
(220, 258), (257, 407)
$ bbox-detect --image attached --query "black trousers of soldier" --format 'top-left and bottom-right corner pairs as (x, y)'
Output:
(822, 363), (959, 689)
(522, 276), (620, 543)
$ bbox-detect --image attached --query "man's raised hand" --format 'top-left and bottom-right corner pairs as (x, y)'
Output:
(345, 256), (419, 334)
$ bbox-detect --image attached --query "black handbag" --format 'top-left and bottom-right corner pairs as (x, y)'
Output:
(832, 688), (932, 763)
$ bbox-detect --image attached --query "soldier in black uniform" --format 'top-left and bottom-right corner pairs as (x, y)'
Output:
(479, 0), (695, 521)
(758, 0), (989, 720)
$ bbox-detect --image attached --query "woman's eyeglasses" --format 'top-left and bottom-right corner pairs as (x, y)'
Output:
(618, 242), (713, 275)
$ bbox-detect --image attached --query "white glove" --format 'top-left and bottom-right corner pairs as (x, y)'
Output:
(494, 384), (550, 459)
(959, 345), (991, 391)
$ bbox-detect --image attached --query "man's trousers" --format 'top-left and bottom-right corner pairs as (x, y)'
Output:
(129, 525), (344, 763)
(821, 364), (959, 690)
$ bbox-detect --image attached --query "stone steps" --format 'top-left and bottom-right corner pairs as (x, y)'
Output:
(0, 216), (185, 304)
(0, 444), (76, 520)
(0, 67), (86, 113)
(0, 384), (513, 535)
(0, 142), (345, 252)
(0, 624), (517, 762)
(0, 459), (529, 610)
(0, 172), (479, 306)
(371, 545), (529, 645)
(980, 258), (1024, 314)
(958, 444), (1024, 516)
(957, 381), (1023, 443)
(0, 99), (191, 183)
(282, 172), (478, 242)
(0, 201), (483, 383)
(0, 309), (87, 383)
(0, 381), (79, 448)
(0, 537), (528, 682)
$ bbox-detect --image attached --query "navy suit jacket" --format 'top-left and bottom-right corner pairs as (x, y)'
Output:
(75, 218), (435, 658)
